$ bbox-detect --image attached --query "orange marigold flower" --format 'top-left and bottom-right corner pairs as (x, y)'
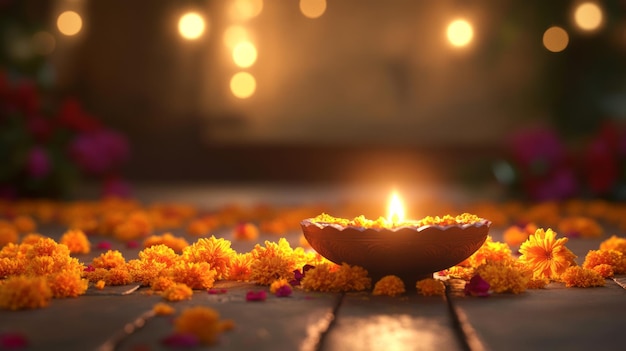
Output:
(416, 278), (445, 296)
(228, 253), (254, 282)
(250, 255), (293, 285)
(560, 266), (605, 288)
(127, 259), (168, 286)
(475, 261), (530, 294)
(445, 265), (475, 281)
(162, 283), (193, 301)
(13, 215), (36, 233)
(332, 263), (371, 292)
(269, 278), (292, 294)
(526, 278), (549, 289)
(153, 302), (175, 316)
(557, 216), (603, 238)
(105, 267), (133, 286)
(0, 257), (22, 278)
(174, 306), (232, 345)
(84, 268), (108, 283)
(171, 261), (216, 290)
(503, 223), (537, 248)
(60, 229), (91, 254)
(300, 264), (336, 292)
(373, 275), (406, 297)
(233, 222), (259, 241)
(583, 249), (626, 274)
(138, 244), (179, 268)
(113, 211), (153, 242)
(182, 236), (235, 280)
(47, 271), (88, 298)
(518, 228), (576, 280)
(151, 276), (176, 292)
(468, 236), (514, 268)
(20, 233), (45, 245)
(95, 280), (106, 290)
(143, 233), (189, 254)
(592, 264), (614, 278)
(0, 226), (19, 247)
(92, 250), (126, 269)
(186, 219), (211, 237)
(600, 235), (626, 254)
(0, 276), (52, 310)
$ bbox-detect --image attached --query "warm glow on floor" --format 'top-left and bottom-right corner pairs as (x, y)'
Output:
(57, 11), (83, 36)
(232, 41), (258, 68)
(574, 2), (603, 31)
(178, 12), (206, 40)
(446, 19), (473, 47)
(223, 25), (249, 48)
(300, 0), (327, 19)
(230, 72), (256, 99)
(543, 26), (569, 52)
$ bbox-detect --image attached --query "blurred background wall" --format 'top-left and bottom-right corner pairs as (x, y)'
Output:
(2, 0), (626, 197)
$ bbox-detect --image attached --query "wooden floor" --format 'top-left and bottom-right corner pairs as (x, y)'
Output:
(1, 184), (625, 351)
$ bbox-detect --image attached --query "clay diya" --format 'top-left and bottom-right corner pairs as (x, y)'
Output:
(300, 196), (491, 283)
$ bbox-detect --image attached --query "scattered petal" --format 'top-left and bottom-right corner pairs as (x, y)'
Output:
(245, 290), (267, 302)
(96, 241), (112, 250)
(0, 332), (28, 349)
(207, 288), (228, 295)
(161, 333), (199, 348)
(465, 274), (490, 297)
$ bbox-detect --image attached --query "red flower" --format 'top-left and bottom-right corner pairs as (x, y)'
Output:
(464, 274), (490, 297)
(57, 98), (102, 132)
(69, 129), (130, 176)
(245, 290), (267, 302)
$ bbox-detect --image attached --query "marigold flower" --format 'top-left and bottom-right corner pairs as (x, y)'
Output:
(233, 222), (259, 241)
(162, 283), (193, 301)
(92, 250), (126, 269)
(503, 223), (537, 248)
(250, 255), (294, 285)
(468, 236), (514, 268)
(0, 226), (19, 247)
(373, 275), (405, 296)
(291, 264), (315, 286)
(582, 249), (626, 275)
(227, 253), (254, 281)
(47, 271), (88, 298)
(416, 278), (445, 296)
(153, 302), (175, 316)
(560, 266), (605, 288)
(171, 261), (216, 290)
(20, 233), (45, 245)
(269, 279), (292, 297)
(60, 229), (91, 254)
(113, 211), (153, 241)
(127, 259), (168, 286)
(526, 278), (549, 289)
(332, 263), (371, 292)
(591, 264), (614, 278)
(143, 232), (189, 253)
(599, 235), (626, 254)
(475, 261), (530, 294)
(182, 236), (235, 280)
(138, 244), (179, 268)
(518, 228), (576, 280)
(174, 306), (231, 345)
(95, 280), (106, 290)
(445, 266), (475, 281)
(105, 267), (133, 285)
(151, 276), (176, 292)
(13, 215), (36, 233)
(186, 219), (211, 237)
(300, 264), (336, 292)
(557, 217), (603, 238)
(0, 276), (52, 310)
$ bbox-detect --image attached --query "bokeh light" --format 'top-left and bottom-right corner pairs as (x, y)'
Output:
(543, 26), (569, 52)
(446, 19), (473, 47)
(178, 12), (206, 40)
(230, 72), (256, 99)
(232, 41), (257, 68)
(223, 25), (249, 49)
(57, 11), (83, 36)
(229, 0), (263, 21)
(32, 31), (56, 55)
(300, 0), (327, 19)
(574, 2), (603, 31)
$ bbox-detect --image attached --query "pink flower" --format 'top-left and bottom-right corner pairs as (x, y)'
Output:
(464, 274), (490, 297)
(84, 265), (95, 272)
(245, 290), (267, 302)
(25, 146), (51, 179)
(102, 176), (132, 198)
(161, 333), (199, 348)
(126, 240), (139, 249)
(96, 241), (112, 250)
(0, 332), (29, 349)
(207, 289), (227, 295)
(274, 285), (292, 297)
(290, 264), (314, 286)
(69, 129), (130, 176)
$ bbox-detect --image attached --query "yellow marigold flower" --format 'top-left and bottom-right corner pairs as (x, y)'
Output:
(228, 253), (254, 281)
(47, 271), (88, 298)
(92, 250), (126, 269)
(153, 302), (175, 316)
(269, 278), (292, 294)
(175, 306), (232, 345)
(182, 236), (235, 280)
(143, 232), (189, 254)
(0, 226), (19, 247)
(60, 229), (91, 254)
(127, 259), (168, 286)
(13, 215), (36, 233)
(600, 235), (626, 254)
(476, 261), (530, 294)
(416, 278), (445, 296)
(24, 238), (84, 276)
(332, 263), (371, 292)
(518, 228), (576, 280)
(445, 265), (475, 281)
(151, 276), (176, 292)
(561, 266), (605, 288)
(162, 283), (193, 301)
(84, 268), (108, 283)
(233, 223), (259, 241)
(300, 264), (336, 292)
(503, 223), (537, 248)
(250, 255), (293, 285)
(186, 219), (211, 237)
(171, 261), (216, 290)
(95, 280), (106, 290)
(557, 217), (603, 238)
(0, 276), (52, 310)
(468, 236), (514, 268)
(139, 244), (179, 268)
(373, 275), (406, 297)
(583, 249), (626, 275)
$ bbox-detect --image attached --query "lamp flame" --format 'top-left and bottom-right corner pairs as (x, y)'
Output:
(387, 192), (405, 224)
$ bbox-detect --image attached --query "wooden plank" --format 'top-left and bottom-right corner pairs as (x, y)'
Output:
(322, 292), (465, 351)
